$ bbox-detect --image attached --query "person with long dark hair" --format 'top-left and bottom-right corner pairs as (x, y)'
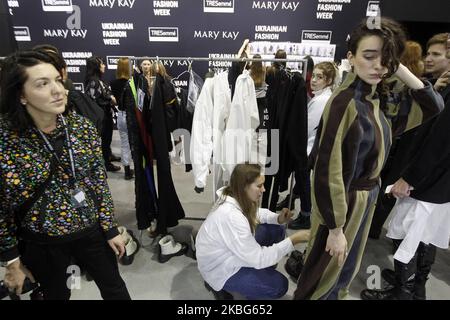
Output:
(293, 17), (443, 300)
(85, 56), (120, 172)
(0, 50), (130, 299)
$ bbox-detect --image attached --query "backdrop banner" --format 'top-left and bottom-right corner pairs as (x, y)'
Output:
(6, 0), (379, 88)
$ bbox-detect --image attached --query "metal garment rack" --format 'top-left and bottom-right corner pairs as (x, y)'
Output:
(132, 56), (307, 221)
(131, 56), (308, 80)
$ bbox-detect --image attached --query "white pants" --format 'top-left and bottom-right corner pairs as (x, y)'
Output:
(117, 111), (132, 167)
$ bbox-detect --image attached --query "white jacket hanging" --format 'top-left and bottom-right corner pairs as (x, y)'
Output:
(222, 70), (260, 178)
(190, 72), (231, 188)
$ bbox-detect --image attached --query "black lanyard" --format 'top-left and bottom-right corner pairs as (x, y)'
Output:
(37, 115), (77, 185)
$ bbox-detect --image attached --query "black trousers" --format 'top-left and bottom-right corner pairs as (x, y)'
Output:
(21, 228), (130, 300)
(101, 111), (114, 165)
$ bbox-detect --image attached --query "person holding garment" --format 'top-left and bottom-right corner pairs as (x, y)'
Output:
(196, 163), (310, 300)
(0, 50), (130, 300)
(293, 18), (443, 300)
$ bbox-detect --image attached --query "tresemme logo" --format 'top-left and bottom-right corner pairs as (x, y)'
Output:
(204, 0), (234, 13)
(301, 30), (332, 42)
(148, 27), (179, 42)
(41, 0), (73, 12)
(14, 26), (31, 41)
(106, 56), (130, 70)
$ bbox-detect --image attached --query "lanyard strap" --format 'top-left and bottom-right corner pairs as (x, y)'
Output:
(37, 115), (77, 182)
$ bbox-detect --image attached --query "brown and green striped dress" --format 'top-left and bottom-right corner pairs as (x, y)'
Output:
(293, 72), (443, 300)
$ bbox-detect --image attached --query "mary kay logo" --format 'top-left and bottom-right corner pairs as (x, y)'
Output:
(106, 56), (129, 69)
(148, 27), (179, 42)
(14, 26), (31, 41)
(41, 0), (73, 12)
(204, 0), (234, 13)
(194, 30), (240, 40)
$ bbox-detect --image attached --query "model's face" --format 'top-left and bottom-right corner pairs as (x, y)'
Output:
(424, 44), (449, 77)
(141, 60), (151, 75)
(245, 175), (265, 202)
(347, 35), (388, 85)
(21, 63), (66, 117)
(311, 68), (331, 91)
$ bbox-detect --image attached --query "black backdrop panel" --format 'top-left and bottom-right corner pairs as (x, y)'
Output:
(6, 0), (376, 84)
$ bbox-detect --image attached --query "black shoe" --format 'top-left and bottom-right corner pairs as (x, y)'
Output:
(382, 268), (415, 290)
(288, 214), (311, 230)
(110, 154), (121, 162)
(285, 251), (304, 279)
(276, 194), (298, 211)
(124, 166), (134, 180)
(105, 163), (121, 172)
(204, 282), (234, 300)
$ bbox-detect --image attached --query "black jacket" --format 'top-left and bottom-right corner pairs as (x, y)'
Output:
(402, 84), (450, 203)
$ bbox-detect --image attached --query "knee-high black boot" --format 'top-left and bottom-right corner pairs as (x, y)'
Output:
(361, 249), (416, 300)
(413, 243), (436, 300)
(381, 239), (416, 287)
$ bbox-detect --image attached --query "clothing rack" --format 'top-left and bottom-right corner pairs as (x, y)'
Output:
(131, 55), (308, 223)
(131, 56), (308, 80)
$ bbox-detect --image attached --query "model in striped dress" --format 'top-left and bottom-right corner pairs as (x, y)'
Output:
(293, 18), (444, 300)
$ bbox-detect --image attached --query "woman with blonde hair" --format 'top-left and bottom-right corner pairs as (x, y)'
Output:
(110, 57), (134, 180)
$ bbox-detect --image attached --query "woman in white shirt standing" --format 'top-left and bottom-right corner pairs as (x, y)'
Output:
(196, 163), (310, 299)
(288, 62), (338, 230)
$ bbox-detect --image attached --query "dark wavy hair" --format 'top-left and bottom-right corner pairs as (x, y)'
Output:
(348, 17), (406, 77)
(84, 56), (103, 86)
(0, 50), (64, 132)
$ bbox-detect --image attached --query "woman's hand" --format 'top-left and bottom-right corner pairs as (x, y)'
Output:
(289, 229), (311, 245)
(4, 259), (36, 295)
(107, 235), (126, 259)
(326, 228), (348, 266)
(391, 177), (412, 198)
(394, 63), (425, 90)
(277, 208), (294, 224)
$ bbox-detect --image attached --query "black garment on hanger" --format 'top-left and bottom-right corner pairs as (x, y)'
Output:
(152, 75), (185, 234)
(123, 73), (158, 230)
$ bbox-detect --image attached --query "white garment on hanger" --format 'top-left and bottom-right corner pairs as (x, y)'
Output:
(222, 70), (260, 179)
(190, 77), (214, 188)
(386, 197), (450, 264)
(190, 72), (231, 189)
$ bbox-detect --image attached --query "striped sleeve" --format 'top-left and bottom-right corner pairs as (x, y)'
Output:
(313, 91), (358, 230)
(386, 81), (444, 136)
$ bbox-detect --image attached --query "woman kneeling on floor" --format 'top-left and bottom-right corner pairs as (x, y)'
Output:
(196, 163), (309, 300)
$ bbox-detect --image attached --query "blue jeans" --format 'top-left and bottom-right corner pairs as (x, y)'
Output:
(223, 224), (289, 299)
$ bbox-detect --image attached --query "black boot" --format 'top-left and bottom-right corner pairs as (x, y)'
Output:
(276, 194), (298, 211)
(381, 268), (414, 291)
(288, 214), (311, 230)
(361, 258), (415, 300)
(105, 162), (121, 172)
(413, 243), (436, 300)
(124, 166), (134, 180)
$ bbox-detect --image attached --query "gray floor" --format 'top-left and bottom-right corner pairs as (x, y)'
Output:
(2, 132), (449, 300)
